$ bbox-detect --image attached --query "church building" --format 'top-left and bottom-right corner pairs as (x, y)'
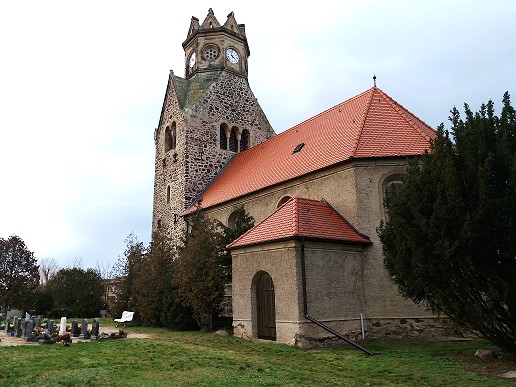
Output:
(153, 9), (449, 346)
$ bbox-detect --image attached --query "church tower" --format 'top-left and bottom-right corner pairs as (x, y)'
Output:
(152, 9), (275, 245)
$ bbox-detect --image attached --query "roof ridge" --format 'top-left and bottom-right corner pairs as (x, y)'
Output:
(321, 198), (371, 242)
(274, 87), (374, 137)
(292, 197), (300, 235)
(376, 88), (436, 141)
(351, 87), (375, 157)
(227, 196), (296, 248)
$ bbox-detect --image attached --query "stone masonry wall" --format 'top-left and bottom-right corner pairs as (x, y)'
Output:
(153, 70), (274, 248)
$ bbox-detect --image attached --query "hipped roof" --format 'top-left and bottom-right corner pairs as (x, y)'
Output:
(227, 197), (371, 249)
(187, 87), (436, 213)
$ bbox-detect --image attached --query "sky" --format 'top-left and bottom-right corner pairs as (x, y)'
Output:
(1, 0), (515, 270)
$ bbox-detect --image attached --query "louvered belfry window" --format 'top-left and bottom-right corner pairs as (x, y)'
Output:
(229, 127), (238, 152)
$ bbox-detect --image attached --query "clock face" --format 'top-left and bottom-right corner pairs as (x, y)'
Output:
(189, 52), (196, 68)
(226, 48), (239, 64)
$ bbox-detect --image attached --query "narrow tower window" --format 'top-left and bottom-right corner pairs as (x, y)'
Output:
(164, 122), (177, 152)
(220, 123), (229, 150)
(241, 129), (250, 151)
(166, 186), (171, 204)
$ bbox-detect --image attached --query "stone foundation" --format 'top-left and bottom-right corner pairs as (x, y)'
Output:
(234, 316), (459, 349)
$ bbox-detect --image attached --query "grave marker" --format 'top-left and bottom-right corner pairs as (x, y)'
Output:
(10, 316), (18, 336)
(90, 318), (100, 340)
(15, 318), (22, 337)
(48, 320), (55, 334)
(71, 320), (80, 337)
(78, 319), (89, 339)
(4, 317), (10, 334)
(23, 320), (34, 341)
(59, 317), (67, 335)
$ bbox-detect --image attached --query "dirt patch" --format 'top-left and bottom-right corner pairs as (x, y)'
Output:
(449, 351), (516, 380)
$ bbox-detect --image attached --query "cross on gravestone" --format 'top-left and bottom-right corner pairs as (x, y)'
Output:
(90, 318), (100, 340)
(78, 319), (89, 339)
(15, 318), (23, 337)
(71, 320), (80, 337)
(23, 320), (34, 340)
(4, 317), (10, 334)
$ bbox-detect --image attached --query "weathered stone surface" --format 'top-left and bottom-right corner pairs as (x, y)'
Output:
(474, 349), (497, 359)
(500, 371), (516, 379)
(152, 13), (275, 249)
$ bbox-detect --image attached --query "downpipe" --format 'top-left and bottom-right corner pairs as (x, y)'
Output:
(300, 239), (378, 356)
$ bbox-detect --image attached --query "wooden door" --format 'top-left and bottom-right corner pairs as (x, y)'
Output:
(256, 272), (276, 340)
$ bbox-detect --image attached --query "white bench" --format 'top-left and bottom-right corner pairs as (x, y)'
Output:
(114, 311), (134, 327)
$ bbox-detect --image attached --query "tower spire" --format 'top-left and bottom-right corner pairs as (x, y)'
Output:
(373, 74), (377, 87)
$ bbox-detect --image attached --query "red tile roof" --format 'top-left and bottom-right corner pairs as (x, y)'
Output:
(227, 197), (371, 249)
(188, 87), (436, 213)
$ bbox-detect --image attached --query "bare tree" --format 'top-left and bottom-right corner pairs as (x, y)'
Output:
(96, 259), (115, 311)
(39, 257), (59, 287)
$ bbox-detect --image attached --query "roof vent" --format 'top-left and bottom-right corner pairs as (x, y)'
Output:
(292, 143), (305, 154)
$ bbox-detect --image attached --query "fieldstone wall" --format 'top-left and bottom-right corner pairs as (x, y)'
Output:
(152, 69), (274, 247)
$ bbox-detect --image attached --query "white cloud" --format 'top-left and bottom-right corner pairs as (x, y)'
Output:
(1, 0), (515, 268)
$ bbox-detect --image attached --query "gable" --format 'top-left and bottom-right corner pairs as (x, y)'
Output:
(200, 8), (222, 29)
(223, 12), (245, 37)
(186, 17), (200, 40)
(186, 87), (436, 213)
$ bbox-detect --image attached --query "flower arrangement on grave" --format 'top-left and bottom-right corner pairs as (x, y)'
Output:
(1, 322), (13, 332)
(56, 333), (72, 346)
(106, 329), (128, 339)
(37, 333), (56, 344)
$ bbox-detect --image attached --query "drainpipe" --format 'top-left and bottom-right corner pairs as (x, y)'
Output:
(300, 238), (377, 356)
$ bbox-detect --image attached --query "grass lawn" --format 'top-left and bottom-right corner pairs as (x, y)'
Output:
(1, 321), (515, 386)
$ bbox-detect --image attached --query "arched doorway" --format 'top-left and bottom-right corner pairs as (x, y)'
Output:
(256, 272), (276, 340)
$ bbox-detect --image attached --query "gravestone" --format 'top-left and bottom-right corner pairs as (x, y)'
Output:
(48, 319), (55, 334)
(4, 317), (10, 334)
(90, 318), (100, 340)
(78, 319), (89, 339)
(23, 320), (34, 341)
(59, 317), (67, 335)
(15, 318), (22, 337)
(71, 320), (80, 337)
(10, 316), (18, 336)
(35, 315), (41, 328)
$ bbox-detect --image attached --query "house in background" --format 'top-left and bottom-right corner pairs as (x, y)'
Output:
(153, 9), (450, 346)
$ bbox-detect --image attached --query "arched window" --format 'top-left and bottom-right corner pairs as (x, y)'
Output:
(382, 173), (405, 219)
(220, 123), (229, 150)
(277, 196), (291, 208)
(227, 209), (239, 229)
(241, 129), (250, 151)
(164, 122), (176, 152)
(229, 126), (238, 152)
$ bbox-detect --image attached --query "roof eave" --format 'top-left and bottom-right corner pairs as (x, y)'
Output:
(227, 234), (372, 250)
(188, 154), (425, 215)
